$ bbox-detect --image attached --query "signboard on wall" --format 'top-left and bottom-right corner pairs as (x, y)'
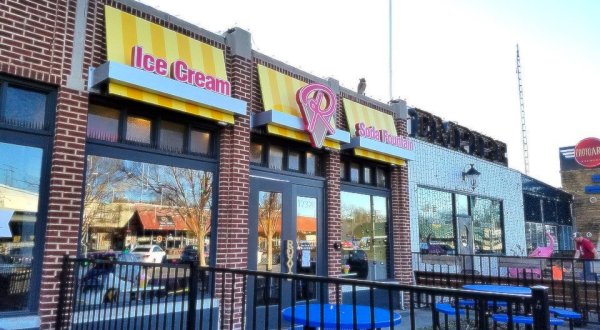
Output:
(574, 137), (600, 168)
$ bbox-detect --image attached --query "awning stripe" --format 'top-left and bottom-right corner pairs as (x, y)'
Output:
(110, 83), (234, 124)
(343, 98), (397, 136)
(105, 6), (227, 80)
(354, 148), (406, 166)
(267, 125), (341, 150)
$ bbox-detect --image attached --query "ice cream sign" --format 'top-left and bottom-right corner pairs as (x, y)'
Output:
(296, 83), (338, 149)
(355, 122), (414, 150)
(131, 45), (231, 96)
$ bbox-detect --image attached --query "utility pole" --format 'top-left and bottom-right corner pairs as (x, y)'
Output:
(388, 0), (393, 101)
(516, 44), (530, 174)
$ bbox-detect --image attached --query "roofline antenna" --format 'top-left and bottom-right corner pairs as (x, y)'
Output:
(516, 44), (530, 174)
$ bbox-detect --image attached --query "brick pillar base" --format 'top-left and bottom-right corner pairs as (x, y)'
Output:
(391, 165), (413, 306)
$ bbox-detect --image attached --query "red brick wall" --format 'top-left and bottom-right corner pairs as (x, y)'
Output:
(324, 150), (342, 300)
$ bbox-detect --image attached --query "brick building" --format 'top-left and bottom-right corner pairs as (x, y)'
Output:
(0, 1), (414, 328)
(560, 138), (600, 244)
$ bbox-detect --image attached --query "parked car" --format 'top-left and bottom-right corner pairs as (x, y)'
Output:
(78, 253), (144, 304)
(180, 245), (198, 263)
(346, 249), (369, 279)
(131, 245), (166, 264)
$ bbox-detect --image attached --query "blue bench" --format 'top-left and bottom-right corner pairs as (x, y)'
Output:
(435, 303), (466, 330)
(549, 307), (582, 330)
(492, 313), (564, 329)
(458, 299), (508, 308)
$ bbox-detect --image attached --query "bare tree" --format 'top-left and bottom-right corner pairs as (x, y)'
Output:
(258, 192), (281, 271)
(144, 167), (213, 266)
(82, 156), (126, 255)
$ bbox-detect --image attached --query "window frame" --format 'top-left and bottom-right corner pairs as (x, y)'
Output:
(0, 76), (55, 316)
(250, 135), (325, 177)
(340, 182), (392, 279)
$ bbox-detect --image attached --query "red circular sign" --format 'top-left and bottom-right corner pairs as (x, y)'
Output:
(574, 137), (600, 168)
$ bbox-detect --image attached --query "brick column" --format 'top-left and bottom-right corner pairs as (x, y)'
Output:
(324, 150), (342, 301)
(39, 88), (89, 329)
(213, 28), (251, 330)
(391, 165), (413, 286)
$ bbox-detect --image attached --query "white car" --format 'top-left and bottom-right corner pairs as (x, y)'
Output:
(131, 245), (166, 263)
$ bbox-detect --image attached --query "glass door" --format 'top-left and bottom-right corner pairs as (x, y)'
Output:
(247, 176), (323, 329)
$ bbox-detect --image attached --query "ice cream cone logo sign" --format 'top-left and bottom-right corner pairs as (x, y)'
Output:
(574, 137), (600, 168)
(296, 84), (337, 148)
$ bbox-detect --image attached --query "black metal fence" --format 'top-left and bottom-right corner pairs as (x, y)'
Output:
(413, 252), (600, 324)
(57, 255), (554, 329)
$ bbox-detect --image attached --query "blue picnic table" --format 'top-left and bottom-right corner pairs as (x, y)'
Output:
(282, 303), (401, 329)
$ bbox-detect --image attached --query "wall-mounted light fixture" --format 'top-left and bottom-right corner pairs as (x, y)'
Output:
(462, 164), (480, 190)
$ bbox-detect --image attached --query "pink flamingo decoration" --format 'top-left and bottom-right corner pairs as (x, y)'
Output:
(508, 232), (555, 279)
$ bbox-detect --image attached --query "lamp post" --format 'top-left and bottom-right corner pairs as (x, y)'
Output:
(462, 164), (481, 190)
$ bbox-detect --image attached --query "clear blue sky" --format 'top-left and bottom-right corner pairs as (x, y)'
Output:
(138, 0), (600, 187)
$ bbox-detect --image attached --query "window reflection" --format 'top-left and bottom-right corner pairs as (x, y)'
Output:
(0, 142), (43, 312)
(190, 129), (210, 155)
(250, 143), (263, 164)
(257, 191), (281, 272)
(87, 105), (120, 142)
(288, 151), (300, 171)
(472, 197), (503, 254)
(83, 155), (213, 266)
(417, 188), (455, 253)
(341, 191), (388, 280)
(269, 146), (283, 170)
(350, 163), (360, 183)
(306, 152), (318, 176)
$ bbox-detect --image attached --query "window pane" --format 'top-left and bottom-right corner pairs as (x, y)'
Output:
(126, 116), (151, 144)
(417, 188), (455, 253)
(341, 192), (389, 280)
(376, 168), (387, 187)
(364, 166), (372, 185)
(87, 105), (119, 142)
(472, 197), (503, 254)
(269, 145), (283, 170)
(190, 129), (210, 155)
(455, 194), (469, 216)
(82, 155), (213, 266)
(340, 162), (346, 179)
(350, 163), (360, 183)
(288, 151), (300, 171)
(306, 152), (318, 176)
(0, 141), (43, 312)
(3, 86), (46, 129)
(160, 121), (184, 153)
(250, 143), (263, 164)
(297, 196), (317, 299)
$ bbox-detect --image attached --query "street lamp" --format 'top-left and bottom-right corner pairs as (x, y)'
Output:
(462, 164), (481, 191)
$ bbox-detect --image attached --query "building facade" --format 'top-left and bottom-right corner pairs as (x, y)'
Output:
(0, 1), (414, 328)
(560, 137), (600, 244)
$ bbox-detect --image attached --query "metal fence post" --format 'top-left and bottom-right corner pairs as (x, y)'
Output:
(56, 254), (70, 330)
(531, 285), (550, 330)
(187, 261), (199, 330)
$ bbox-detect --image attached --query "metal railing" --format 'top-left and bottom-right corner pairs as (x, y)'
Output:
(56, 255), (553, 329)
(413, 252), (600, 324)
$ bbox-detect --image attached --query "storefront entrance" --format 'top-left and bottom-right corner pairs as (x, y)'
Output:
(246, 172), (324, 328)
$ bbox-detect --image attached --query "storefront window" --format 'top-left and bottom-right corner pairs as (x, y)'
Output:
(376, 167), (387, 187)
(0, 142), (43, 312)
(306, 152), (318, 176)
(340, 162), (346, 179)
(417, 188), (455, 253)
(341, 191), (389, 280)
(190, 129), (211, 155)
(471, 197), (503, 254)
(250, 142), (263, 164)
(126, 115), (152, 144)
(82, 155), (213, 266)
(455, 194), (469, 216)
(269, 145), (284, 170)
(288, 151), (300, 171)
(87, 105), (119, 142)
(350, 163), (360, 183)
(363, 166), (372, 185)
(160, 121), (184, 153)
(3, 86), (47, 129)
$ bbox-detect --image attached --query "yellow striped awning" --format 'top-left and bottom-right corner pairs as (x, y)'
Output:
(354, 148), (406, 166)
(104, 6), (233, 123)
(343, 99), (397, 136)
(267, 125), (341, 150)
